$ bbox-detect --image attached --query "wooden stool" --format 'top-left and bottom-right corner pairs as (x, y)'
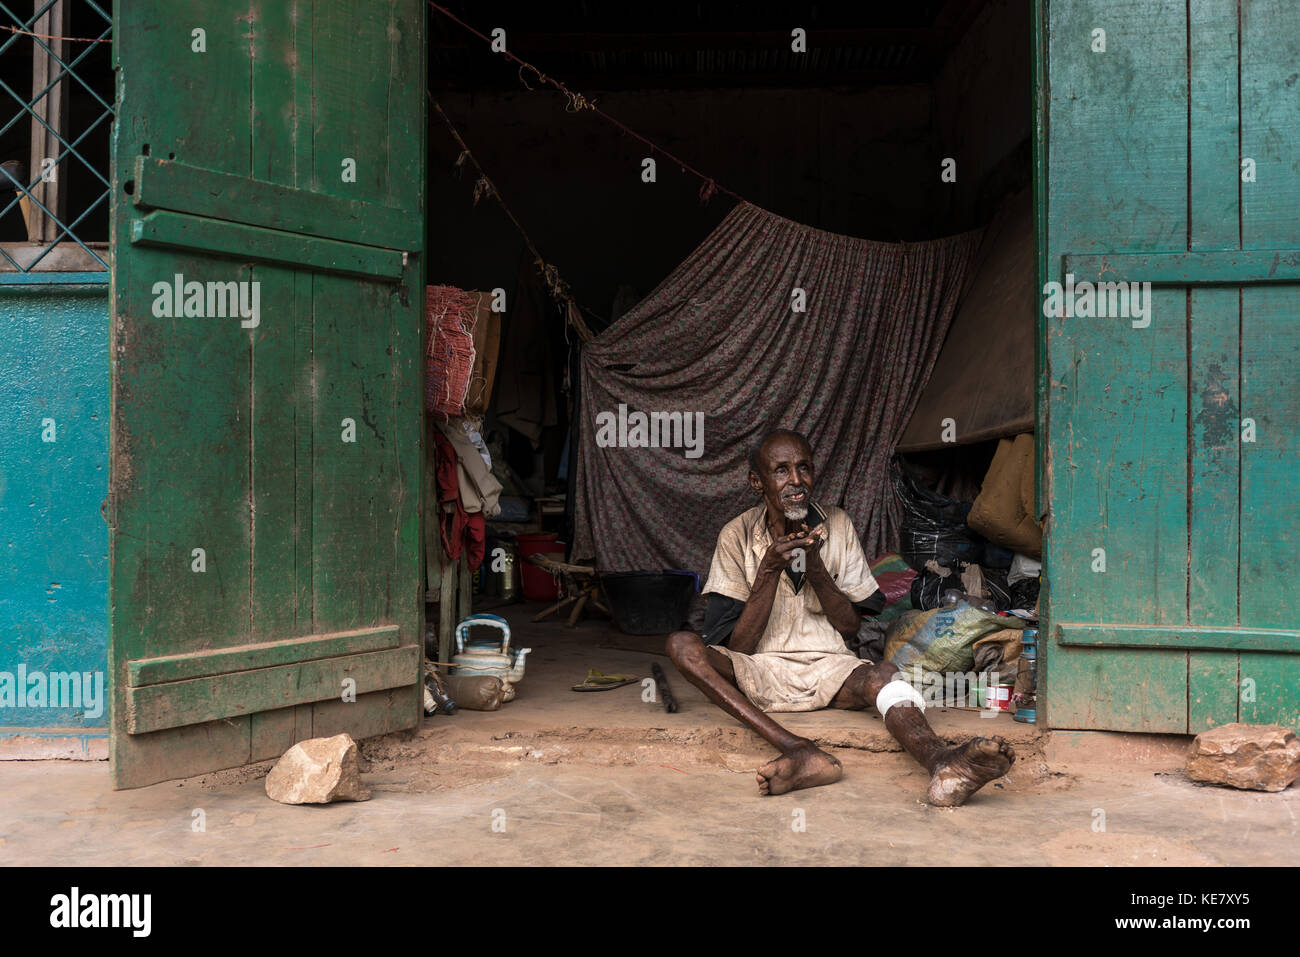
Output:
(525, 554), (611, 627)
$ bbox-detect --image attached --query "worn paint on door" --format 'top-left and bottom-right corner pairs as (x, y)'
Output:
(1040, 0), (1300, 732)
(108, 1), (426, 788)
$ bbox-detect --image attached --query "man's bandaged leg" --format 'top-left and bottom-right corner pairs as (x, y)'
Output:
(876, 678), (925, 716)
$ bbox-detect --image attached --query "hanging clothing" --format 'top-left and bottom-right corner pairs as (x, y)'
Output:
(436, 418), (503, 517)
(433, 429), (486, 569)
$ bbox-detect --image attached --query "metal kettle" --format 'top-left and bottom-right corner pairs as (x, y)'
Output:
(451, 614), (531, 688)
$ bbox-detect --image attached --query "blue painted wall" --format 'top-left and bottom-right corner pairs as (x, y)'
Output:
(0, 281), (109, 729)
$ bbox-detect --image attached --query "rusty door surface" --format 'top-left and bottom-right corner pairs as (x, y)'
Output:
(108, 0), (425, 788)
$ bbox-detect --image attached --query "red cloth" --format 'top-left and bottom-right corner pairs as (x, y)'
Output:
(464, 513), (486, 570)
(874, 569), (918, 604)
(434, 429), (487, 569)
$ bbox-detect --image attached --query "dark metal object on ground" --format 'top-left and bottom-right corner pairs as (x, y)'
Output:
(650, 662), (677, 714)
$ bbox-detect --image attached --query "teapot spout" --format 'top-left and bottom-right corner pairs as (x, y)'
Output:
(508, 647), (532, 683)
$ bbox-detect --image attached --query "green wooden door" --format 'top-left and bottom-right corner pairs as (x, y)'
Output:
(1040, 0), (1300, 733)
(108, 1), (425, 788)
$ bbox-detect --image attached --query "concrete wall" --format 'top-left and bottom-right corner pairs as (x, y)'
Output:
(0, 282), (109, 741)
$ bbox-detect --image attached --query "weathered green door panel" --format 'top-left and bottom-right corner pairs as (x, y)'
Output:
(1186, 0), (1244, 732)
(1239, 0), (1300, 635)
(109, 0), (425, 788)
(1043, 0), (1190, 730)
(1240, 0), (1300, 250)
(128, 625), (400, 686)
(1239, 301), (1299, 631)
(1043, 650), (1190, 734)
(1058, 624), (1300, 652)
(1189, 656), (1239, 732)
(126, 645), (421, 734)
(132, 157), (422, 250)
(129, 211), (407, 279)
(1238, 655), (1300, 730)
(1042, 0), (1300, 731)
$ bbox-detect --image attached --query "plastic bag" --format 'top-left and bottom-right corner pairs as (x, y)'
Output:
(892, 462), (986, 570)
(884, 600), (1025, 675)
(1007, 552), (1042, 585)
(980, 565), (1013, 611)
(911, 566), (962, 610)
(912, 562), (1012, 612)
(442, 674), (506, 711)
(1008, 577), (1040, 612)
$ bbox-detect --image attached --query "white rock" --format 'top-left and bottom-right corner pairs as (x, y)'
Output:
(265, 733), (372, 805)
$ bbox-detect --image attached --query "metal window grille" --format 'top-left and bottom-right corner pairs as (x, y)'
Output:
(0, 0), (112, 274)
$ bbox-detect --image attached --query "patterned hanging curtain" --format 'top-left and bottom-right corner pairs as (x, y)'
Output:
(574, 202), (983, 574)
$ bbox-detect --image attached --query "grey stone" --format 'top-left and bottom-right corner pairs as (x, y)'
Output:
(265, 733), (372, 805)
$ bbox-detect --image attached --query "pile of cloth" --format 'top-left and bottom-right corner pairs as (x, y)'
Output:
(891, 433), (1042, 618)
(881, 435), (1044, 690)
(847, 552), (916, 661)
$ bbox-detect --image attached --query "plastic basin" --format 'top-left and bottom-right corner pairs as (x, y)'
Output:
(601, 570), (697, 635)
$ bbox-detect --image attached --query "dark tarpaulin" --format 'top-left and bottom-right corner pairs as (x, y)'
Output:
(573, 202), (983, 575)
(896, 189), (1035, 452)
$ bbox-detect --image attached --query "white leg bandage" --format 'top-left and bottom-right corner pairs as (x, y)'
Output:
(876, 679), (926, 716)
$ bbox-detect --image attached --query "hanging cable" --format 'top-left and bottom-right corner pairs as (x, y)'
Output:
(429, 93), (596, 343)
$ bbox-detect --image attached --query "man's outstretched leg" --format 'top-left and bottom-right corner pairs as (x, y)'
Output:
(834, 662), (1015, 806)
(665, 630), (841, 796)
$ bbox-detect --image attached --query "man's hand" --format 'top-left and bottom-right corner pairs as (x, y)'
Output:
(797, 523), (827, 566)
(760, 529), (819, 574)
(795, 524), (858, 638)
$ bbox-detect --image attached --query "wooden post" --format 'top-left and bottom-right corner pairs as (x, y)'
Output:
(438, 545), (458, 666)
(28, 0), (68, 243)
(458, 553), (473, 630)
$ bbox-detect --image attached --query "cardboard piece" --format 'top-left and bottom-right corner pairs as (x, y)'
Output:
(465, 291), (502, 415)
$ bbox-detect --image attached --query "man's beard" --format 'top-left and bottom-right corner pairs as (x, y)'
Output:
(783, 505), (809, 522)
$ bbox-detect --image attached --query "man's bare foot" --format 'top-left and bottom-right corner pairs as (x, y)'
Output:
(926, 736), (1015, 807)
(756, 743), (842, 796)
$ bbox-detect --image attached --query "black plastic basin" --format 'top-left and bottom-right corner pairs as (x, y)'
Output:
(601, 570), (697, 636)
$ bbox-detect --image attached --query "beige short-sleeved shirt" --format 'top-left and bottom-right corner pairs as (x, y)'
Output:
(702, 503), (880, 711)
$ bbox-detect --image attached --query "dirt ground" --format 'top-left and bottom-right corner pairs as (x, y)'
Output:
(1, 605), (1297, 866)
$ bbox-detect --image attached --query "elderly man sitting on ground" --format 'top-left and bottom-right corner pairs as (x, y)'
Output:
(665, 428), (1015, 805)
